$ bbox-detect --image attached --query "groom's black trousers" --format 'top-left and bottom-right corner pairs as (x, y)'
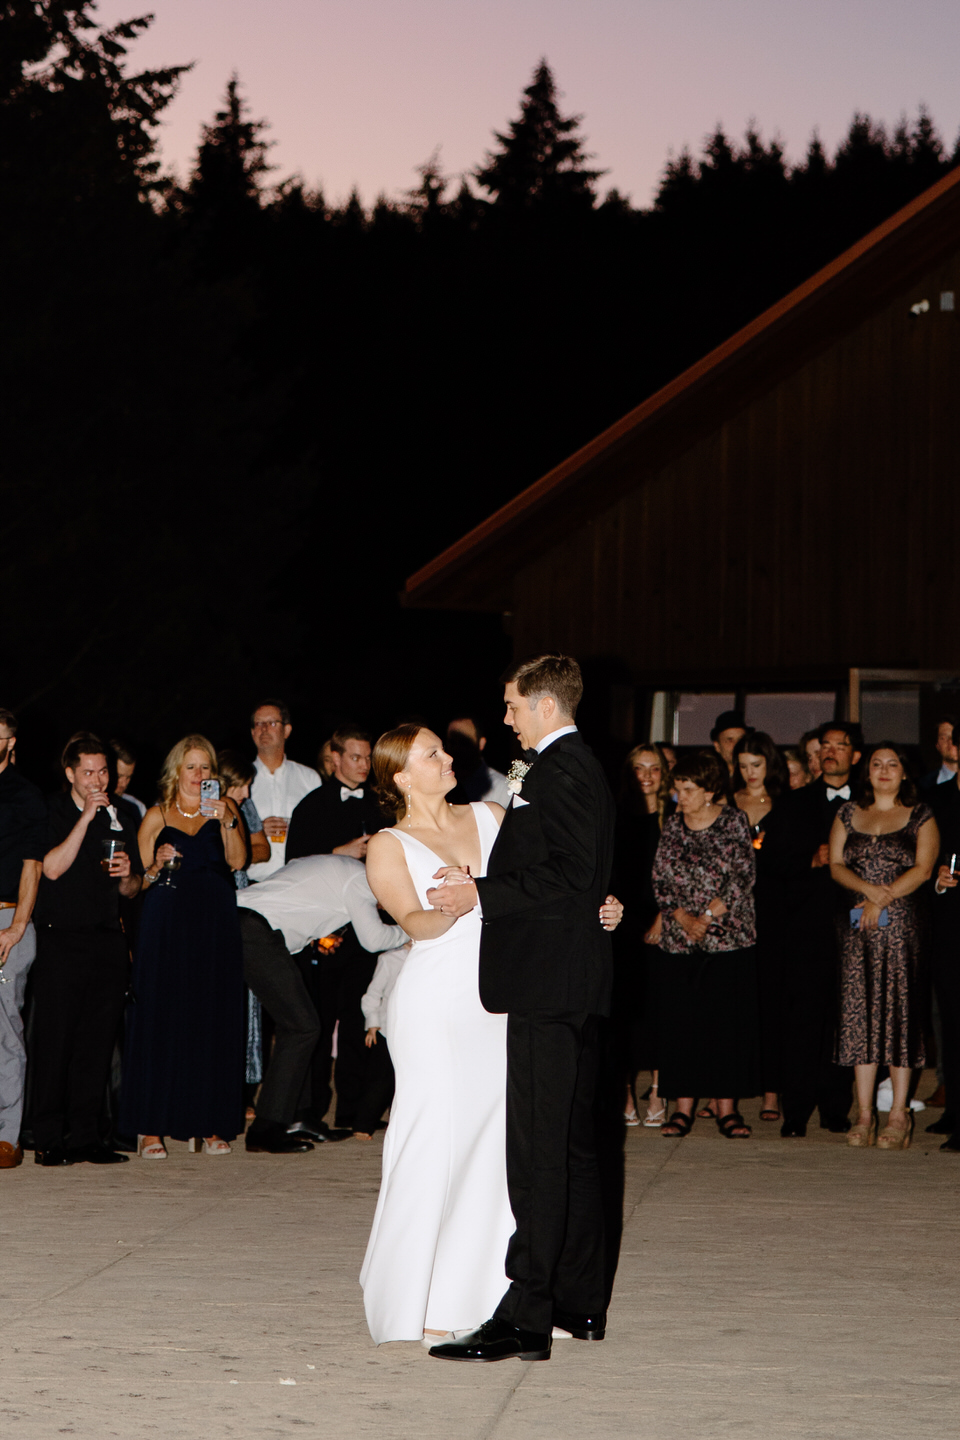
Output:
(494, 1011), (606, 1334)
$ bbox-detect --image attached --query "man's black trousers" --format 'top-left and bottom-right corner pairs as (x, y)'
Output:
(240, 909), (320, 1129)
(493, 1011), (606, 1334)
(30, 927), (128, 1152)
(295, 927), (377, 1129)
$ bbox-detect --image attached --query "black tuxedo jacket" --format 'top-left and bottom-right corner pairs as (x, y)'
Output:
(763, 777), (850, 931)
(475, 731), (614, 1017)
(286, 781), (382, 860)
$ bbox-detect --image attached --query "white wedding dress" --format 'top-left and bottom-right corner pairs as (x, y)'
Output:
(360, 801), (514, 1343)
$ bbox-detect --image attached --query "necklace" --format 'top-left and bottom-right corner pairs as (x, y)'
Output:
(176, 799), (201, 819)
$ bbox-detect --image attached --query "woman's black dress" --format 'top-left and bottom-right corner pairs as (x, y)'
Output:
(611, 801), (673, 1075)
(121, 819), (245, 1141)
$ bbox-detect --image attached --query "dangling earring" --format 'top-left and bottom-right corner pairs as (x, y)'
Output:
(405, 786), (413, 828)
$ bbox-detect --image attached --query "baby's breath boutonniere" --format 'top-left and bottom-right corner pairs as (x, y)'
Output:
(506, 759), (531, 795)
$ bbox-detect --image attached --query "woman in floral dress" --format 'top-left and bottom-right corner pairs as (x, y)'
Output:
(829, 742), (937, 1149)
(652, 750), (759, 1138)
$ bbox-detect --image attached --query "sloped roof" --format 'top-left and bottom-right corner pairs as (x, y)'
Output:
(405, 165), (960, 611)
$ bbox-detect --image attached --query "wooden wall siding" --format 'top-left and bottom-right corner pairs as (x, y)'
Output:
(512, 247), (960, 676)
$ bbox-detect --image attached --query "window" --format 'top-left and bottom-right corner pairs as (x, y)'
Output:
(675, 694), (735, 746)
(860, 688), (920, 744)
(744, 693), (836, 744)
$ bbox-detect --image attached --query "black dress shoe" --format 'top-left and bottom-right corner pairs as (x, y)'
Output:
(939, 1133), (960, 1152)
(35, 1146), (74, 1166)
(287, 1122), (350, 1143)
(68, 1143), (130, 1164)
(246, 1127), (314, 1154)
(552, 1309), (606, 1340)
(819, 1115), (852, 1133)
(429, 1318), (551, 1362)
(927, 1113), (957, 1135)
(780, 1121), (807, 1138)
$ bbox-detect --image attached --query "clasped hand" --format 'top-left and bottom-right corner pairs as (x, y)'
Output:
(851, 883), (894, 931)
(426, 867), (477, 918)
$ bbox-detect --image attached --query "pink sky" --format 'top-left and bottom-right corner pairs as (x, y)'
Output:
(94, 0), (960, 206)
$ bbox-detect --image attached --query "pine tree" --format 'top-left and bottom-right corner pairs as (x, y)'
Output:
(474, 59), (603, 216)
(183, 74), (273, 219)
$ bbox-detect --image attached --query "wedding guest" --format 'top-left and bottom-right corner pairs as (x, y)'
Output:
(248, 700), (321, 880)
(32, 733), (142, 1165)
(829, 743), (936, 1149)
(783, 747), (810, 790)
(356, 943), (411, 1140)
(919, 715), (959, 791)
(732, 731), (789, 1123)
(768, 723), (861, 1137)
(611, 744), (674, 1126)
(800, 730), (822, 783)
(0, 709), (46, 1168)
(929, 750), (960, 1148)
(711, 710), (747, 778)
(318, 739), (336, 778)
(652, 750), (759, 1139)
(286, 729), (378, 861)
(237, 854), (406, 1149)
(446, 717), (511, 807)
(111, 739), (146, 819)
(216, 751), (271, 887)
(121, 736), (246, 1157)
(284, 728), (385, 1134)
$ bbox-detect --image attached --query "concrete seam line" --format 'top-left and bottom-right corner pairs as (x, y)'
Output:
(475, 1365), (530, 1440)
(621, 1143), (681, 1230)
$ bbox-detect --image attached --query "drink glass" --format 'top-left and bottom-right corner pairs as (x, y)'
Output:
(101, 838), (127, 873)
(270, 818), (289, 845)
(157, 851), (182, 889)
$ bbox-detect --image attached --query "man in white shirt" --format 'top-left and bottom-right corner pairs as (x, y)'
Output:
(247, 700), (321, 881)
(237, 855), (406, 1152)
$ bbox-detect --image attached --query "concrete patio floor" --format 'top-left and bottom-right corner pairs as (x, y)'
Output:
(4, 1072), (958, 1439)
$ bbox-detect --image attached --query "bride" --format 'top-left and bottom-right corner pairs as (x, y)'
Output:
(360, 723), (622, 1345)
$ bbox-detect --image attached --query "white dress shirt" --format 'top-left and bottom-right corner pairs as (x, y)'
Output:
(248, 756), (322, 881)
(534, 724), (578, 754)
(361, 946), (410, 1032)
(236, 854), (407, 955)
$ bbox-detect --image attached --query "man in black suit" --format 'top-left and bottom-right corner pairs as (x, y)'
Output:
(766, 722), (861, 1137)
(426, 655), (615, 1364)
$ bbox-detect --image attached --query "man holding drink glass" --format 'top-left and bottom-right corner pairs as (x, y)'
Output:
(31, 732), (142, 1165)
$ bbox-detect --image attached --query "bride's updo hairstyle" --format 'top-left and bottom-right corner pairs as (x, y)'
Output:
(372, 724), (422, 822)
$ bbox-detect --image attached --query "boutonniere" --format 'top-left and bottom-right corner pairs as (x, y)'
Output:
(506, 759), (531, 795)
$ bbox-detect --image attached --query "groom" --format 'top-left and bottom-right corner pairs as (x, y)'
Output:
(426, 654), (615, 1362)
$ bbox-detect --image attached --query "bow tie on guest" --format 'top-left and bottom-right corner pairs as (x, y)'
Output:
(106, 804), (124, 831)
(522, 749), (538, 764)
(826, 785), (851, 801)
(341, 786), (364, 801)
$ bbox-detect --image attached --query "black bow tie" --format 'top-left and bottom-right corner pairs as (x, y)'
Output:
(522, 748), (538, 764)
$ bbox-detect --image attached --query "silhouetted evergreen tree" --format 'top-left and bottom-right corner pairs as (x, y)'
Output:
(182, 73), (273, 220)
(475, 58), (603, 216)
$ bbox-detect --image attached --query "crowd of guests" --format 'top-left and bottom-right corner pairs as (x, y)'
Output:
(612, 709), (960, 1152)
(1, 694), (958, 1172)
(0, 701), (508, 1168)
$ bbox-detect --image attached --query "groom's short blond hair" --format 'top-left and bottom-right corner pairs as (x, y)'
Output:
(503, 654), (582, 720)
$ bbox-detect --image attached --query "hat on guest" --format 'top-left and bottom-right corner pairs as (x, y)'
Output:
(710, 710), (746, 742)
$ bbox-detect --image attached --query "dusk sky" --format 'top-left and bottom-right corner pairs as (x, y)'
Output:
(94, 0), (960, 206)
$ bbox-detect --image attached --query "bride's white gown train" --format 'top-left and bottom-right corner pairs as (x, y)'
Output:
(360, 801), (513, 1343)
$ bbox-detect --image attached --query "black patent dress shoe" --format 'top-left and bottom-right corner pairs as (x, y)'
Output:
(552, 1309), (606, 1340)
(35, 1146), (74, 1166)
(780, 1121), (807, 1138)
(246, 1126), (314, 1154)
(939, 1133), (960, 1152)
(927, 1113), (957, 1135)
(429, 1318), (551, 1362)
(68, 1144), (130, 1164)
(287, 1122), (350, 1143)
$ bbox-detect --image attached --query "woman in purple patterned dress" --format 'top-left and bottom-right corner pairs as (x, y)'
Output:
(652, 750), (759, 1139)
(829, 743), (937, 1150)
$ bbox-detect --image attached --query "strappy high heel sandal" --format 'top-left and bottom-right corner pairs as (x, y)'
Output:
(847, 1110), (878, 1147)
(137, 1135), (167, 1159)
(877, 1111), (913, 1150)
(643, 1086), (666, 1127)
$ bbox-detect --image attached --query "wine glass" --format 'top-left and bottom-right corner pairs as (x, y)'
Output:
(157, 849), (182, 889)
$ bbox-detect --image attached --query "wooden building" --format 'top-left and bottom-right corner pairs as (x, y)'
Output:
(405, 168), (960, 753)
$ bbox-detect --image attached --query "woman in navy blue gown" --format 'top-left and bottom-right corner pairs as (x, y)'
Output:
(121, 735), (247, 1157)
